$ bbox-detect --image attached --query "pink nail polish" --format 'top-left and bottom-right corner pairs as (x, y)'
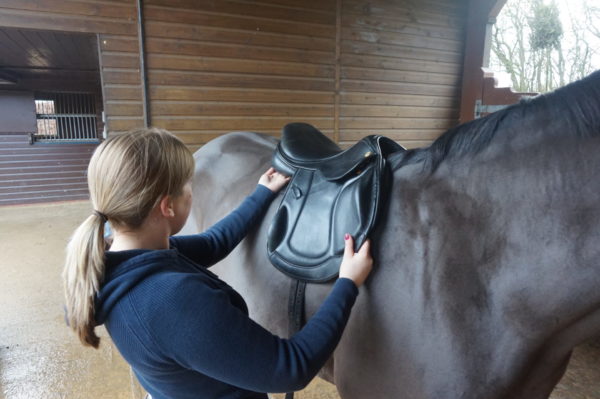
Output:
(344, 233), (350, 240)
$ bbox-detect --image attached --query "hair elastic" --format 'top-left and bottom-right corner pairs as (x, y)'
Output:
(93, 210), (109, 223)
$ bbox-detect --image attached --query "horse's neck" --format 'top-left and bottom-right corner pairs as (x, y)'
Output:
(391, 136), (600, 341)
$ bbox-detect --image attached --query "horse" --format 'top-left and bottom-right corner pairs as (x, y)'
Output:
(180, 69), (600, 398)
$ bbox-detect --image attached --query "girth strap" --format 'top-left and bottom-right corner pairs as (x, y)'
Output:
(285, 278), (306, 399)
(288, 279), (307, 335)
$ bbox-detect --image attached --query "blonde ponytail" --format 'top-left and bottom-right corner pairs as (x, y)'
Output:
(63, 127), (194, 348)
(63, 212), (107, 347)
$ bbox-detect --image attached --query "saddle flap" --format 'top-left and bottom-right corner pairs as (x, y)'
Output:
(267, 165), (379, 282)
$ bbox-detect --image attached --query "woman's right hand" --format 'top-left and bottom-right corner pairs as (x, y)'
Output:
(338, 234), (373, 287)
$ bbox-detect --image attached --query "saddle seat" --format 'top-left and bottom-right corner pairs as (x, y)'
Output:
(274, 123), (385, 181)
(268, 122), (404, 282)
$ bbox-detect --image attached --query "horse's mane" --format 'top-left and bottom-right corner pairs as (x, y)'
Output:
(395, 69), (600, 172)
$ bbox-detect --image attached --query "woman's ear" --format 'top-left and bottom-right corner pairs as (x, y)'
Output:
(158, 195), (175, 218)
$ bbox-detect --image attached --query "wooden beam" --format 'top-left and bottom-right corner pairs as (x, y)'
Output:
(137, 0), (150, 128)
(458, 0), (506, 123)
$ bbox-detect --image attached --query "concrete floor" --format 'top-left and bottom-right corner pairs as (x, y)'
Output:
(0, 201), (599, 398)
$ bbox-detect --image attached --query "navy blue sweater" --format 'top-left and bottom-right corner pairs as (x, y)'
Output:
(95, 185), (359, 399)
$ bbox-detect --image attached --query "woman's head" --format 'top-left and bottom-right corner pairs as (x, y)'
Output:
(63, 127), (194, 348)
(89, 127), (194, 229)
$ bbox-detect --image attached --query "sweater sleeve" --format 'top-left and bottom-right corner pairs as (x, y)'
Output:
(170, 185), (276, 267)
(151, 277), (358, 393)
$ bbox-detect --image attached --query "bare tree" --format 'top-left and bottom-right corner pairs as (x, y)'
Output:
(490, 0), (596, 93)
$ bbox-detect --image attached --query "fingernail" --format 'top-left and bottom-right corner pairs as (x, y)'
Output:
(344, 233), (350, 240)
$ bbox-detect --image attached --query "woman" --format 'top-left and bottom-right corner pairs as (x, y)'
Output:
(63, 127), (372, 398)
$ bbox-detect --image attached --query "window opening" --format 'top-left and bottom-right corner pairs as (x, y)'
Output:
(34, 92), (99, 143)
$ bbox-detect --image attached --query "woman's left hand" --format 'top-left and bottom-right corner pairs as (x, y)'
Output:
(258, 167), (290, 193)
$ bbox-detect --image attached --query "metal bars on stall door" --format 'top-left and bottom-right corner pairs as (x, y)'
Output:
(34, 92), (98, 142)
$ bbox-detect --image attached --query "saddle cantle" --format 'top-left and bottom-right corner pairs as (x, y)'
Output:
(267, 122), (404, 282)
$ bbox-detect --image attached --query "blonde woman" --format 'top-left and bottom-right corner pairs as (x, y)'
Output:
(63, 128), (372, 399)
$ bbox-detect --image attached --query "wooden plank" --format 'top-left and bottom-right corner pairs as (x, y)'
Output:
(9, 76), (101, 92)
(0, 158), (91, 169)
(343, 0), (464, 28)
(145, 0), (336, 25)
(150, 86), (334, 104)
(0, 164), (91, 175)
(0, 152), (92, 164)
(342, 66), (461, 86)
(0, 135), (30, 144)
(143, 6), (335, 38)
(342, 13), (463, 41)
(151, 102), (332, 117)
(99, 35), (139, 53)
(0, 181), (87, 194)
(147, 54), (334, 79)
(2, 29), (47, 67)
(0, 8), (137, 35)
(174, 131), (280, 146)
(341, 80), (460, 97)
(102, 69), (141, 85)
(235, 0), (336, 12)
(342, 27), (463, 53)
(105, 102), (144, 117)
(144, 21), (335, 52)
(0, 191), (88, 204)
(152, 117), (334, 131)
(0, 29), (31, 66)
(0, 0), (136, 20)
(341, 53), (462, 74)
(104, 85), (143, 101)
(145, 37), (335, 65)
(343, 0), (466, 16)
(102, 53), (140, 69)
(0, 185), (88, 196)
(398, 140), (435, 149)
(106, 117), (145, 132)
(340, 104), (457, 119)
(0, 171), (87, 181)
(148, 70), (334, 92)
(0, 146), (95, 157)
(341, 40), (463, 64)
(339, 128), (444, 141)
(340, 117), (456, 130)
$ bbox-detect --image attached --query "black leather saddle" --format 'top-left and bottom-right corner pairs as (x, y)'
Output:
(267, 122), (404, 282)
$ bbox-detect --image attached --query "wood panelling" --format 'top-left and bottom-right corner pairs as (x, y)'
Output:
(0, 135), (94, 205)
(143, 4), (335, 38)
(143, 0), (467, 148)
(1, 0), (471, 205)
(338, 0), (467, 147)
(144, 0), (338, 143)
(150, 86), (335, 104)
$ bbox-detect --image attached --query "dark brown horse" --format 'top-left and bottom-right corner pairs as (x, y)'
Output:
(180, 70), (600, 398)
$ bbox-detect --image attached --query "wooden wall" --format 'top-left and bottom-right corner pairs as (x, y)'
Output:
(0, 135), (95, 205)
(0, 0), (467, 150)
(141, 0), (468, 151)
(141, 0), (337, 150)
(0, 0), (469, 205)
(339, 0), (465, 148)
